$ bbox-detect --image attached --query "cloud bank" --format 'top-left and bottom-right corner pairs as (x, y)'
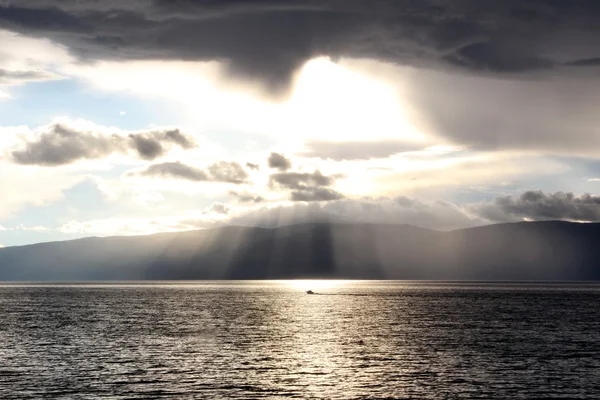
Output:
(49, 189), (600, 238)
(472, 191), (600, 223)
(222, 191), (600, 229)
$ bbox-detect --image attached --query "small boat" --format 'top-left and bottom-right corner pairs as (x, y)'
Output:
(306, 290), (315, 294)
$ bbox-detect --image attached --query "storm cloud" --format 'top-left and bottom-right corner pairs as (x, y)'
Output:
(10, 123), (195, 166)
(137, 161), (248, 184)
(2, 1), (600, 93)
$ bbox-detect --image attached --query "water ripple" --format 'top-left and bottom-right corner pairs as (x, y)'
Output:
(0, 282), (599, 398)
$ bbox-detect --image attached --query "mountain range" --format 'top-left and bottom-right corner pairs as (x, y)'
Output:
(0, 221), (599, 281)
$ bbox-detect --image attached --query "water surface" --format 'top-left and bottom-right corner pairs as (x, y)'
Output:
(0, 281), (599, 398)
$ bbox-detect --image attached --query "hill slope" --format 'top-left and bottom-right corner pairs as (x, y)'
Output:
(0, 221), (599, 280)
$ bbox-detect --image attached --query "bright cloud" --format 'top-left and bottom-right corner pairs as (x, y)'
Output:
(0, 162), (82, 219)
(0, 29), (71, 97)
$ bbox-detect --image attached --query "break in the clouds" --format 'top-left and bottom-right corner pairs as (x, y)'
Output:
(9, 122), (195, 166)
(2, 1), (600, 94)
(136, 161), (248, 184)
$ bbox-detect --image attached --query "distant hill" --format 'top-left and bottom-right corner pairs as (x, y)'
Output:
(0, 221), (599, 280)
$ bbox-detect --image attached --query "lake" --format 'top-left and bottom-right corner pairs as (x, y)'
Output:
(0, 281), (599, 398)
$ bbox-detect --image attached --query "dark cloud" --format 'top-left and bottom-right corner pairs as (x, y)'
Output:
(10, 124), (195, 166)
(138, 161), (248, 184)
(246, 162), (260, 170)
(3, 1), (600, 94)
(300, 140), (424, 160)
(128, 134), (163, 160)
(267, 152), (291, 170)
(472, 191), (600, 222)
(128, 129), (193, 160)
(11, 123), (124, 166)
(270, 170), (343, 201)
(138, 161), (208, 181)
(270, 170), (334, 190)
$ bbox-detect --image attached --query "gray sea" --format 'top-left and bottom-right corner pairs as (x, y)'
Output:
(0, 281), (599, 399)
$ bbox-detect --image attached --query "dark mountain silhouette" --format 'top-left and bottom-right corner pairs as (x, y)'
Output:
(0, 221), (599, 281)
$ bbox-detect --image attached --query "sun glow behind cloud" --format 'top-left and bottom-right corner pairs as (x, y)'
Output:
(284, 58), (426, 143)
(67, 57), (428, 147)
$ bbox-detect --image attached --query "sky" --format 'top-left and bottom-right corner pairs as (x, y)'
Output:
(2, 0), (600, 247)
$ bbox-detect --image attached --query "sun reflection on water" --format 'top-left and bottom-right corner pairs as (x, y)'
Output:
(279, 279), (353, 292)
